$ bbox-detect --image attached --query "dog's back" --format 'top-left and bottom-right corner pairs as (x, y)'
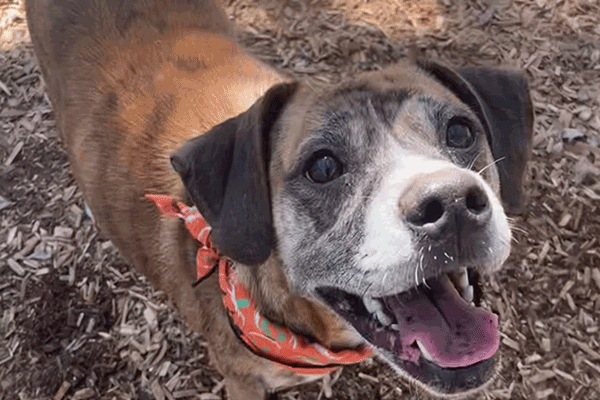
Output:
(26, 0), (283, 279)
(27, 0), (230, 103)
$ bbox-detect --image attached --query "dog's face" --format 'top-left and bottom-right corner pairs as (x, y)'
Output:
(172, 61), (533, 395)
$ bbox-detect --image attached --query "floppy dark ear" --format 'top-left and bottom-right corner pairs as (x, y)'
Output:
(170, 82), (298, 264)
(418, 61), (534, 214)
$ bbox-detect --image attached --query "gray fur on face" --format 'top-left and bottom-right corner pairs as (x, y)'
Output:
(272, 79), (510, 298)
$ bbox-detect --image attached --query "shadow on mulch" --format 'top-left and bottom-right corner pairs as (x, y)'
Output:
(17, 272), (120, 397)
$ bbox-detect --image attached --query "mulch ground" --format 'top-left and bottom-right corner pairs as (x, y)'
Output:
(1, 0), (599, 399)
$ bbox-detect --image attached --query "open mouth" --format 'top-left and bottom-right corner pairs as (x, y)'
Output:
(316, 268), (499, 394)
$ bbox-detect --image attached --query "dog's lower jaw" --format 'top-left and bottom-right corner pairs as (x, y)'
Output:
(382, 354), (500, 400)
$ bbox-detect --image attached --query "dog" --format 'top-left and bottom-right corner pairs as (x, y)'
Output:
(26, 0), (533, 398)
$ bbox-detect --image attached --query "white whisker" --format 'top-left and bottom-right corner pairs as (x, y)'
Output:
(509, 225), (528, 235)
(467, 151), (483, 171)
(478, 156), (505, 176)
(415, 259), (420, 288)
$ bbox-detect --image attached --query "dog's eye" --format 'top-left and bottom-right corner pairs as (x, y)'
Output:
(305, 151), (343, 183)
(446, 118), (475, 149)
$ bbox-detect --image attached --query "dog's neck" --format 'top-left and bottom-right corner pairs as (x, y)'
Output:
(238, 255), (364, 351)
(148, 194), (366, 366)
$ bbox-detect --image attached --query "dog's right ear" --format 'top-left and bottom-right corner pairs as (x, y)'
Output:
(170, 82), (298, 265)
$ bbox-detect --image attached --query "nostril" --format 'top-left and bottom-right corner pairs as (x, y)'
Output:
(423, 199), (445, 223)
(409, 198), (445, 226)
(465, 187), (489, 215)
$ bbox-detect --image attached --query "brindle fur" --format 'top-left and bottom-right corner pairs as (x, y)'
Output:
(27, 0), (532, 398)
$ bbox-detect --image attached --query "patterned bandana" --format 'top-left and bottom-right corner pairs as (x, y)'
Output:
(146, 194), (373, 375)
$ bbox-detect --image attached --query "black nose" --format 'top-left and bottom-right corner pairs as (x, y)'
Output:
(402, 169), (492, 237)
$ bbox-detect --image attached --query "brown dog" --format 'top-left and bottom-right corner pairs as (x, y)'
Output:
(26, 0), (533, 398)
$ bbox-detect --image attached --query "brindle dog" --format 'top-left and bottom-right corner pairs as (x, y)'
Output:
(26, 0), (532, 398)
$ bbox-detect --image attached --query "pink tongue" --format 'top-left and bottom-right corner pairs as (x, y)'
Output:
(383, 278), (499, 368)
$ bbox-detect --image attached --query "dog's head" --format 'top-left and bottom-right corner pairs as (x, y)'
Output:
(171, 61), (533, 395)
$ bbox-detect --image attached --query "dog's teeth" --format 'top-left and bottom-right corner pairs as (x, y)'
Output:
(463, 285), (474, 303)
(457, 269), (469, 291)
(375, 309), (392, 326)
(416, 340), (434, 362)
(363, 296), (392, 326)
(363, 296), (381, 314)
(390, 323), (399, 331)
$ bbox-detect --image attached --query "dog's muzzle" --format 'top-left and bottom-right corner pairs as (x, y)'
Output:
(316, 168), (503, 394)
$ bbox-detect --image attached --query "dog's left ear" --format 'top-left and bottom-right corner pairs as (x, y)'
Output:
(419, 61), (534, 213)
(170, 82), (298, 265)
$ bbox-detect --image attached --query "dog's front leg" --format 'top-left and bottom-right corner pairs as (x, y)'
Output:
(191, 274), (274, 400)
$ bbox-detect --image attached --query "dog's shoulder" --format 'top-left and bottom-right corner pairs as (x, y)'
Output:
(29, 0), (285, 191)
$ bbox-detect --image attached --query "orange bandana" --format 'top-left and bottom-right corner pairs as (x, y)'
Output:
(146, 194), (373, 375)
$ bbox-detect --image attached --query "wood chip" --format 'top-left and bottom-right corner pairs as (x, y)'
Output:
(4, 141), (24, 166)
(210, 379), (226, 395)
(565, 292), (576, 312)
(151, 340), (169, 366)
(502, 336), (520, 351)
(144, 307), (158, 329)
(19, 236), (40, 257)
(592, 268), (600, 291)
(567, 338), (600, 360)
(6, 258), (25, 276)
(553, 368), (575, 382)
(583, 359), (600, 375)
(529, 369), (555, 384)
(357, 372), (379, 384)
(72, 388), (95, 400)
(53, 381), (71, 400)
(535, 388), (554, 399)
(157, 361), (171, 377)
(558, 280), (574, 298)
(525, 353), (543, 364)
(537, 240), (551, 265)
(63, 185), (77, 201)
(54, 226), (73, 238)
(0, 195), (12, 211)
(0, 79), (11, 95)
(173, 390), (199, 399)
(20, 118), (35, 132)
(541, 338), (552, 353)
(0, 109), (25, 118)
(199, 394), (220, 400)
(150, 380), (165, 400)
(558, 213), (571, 227)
